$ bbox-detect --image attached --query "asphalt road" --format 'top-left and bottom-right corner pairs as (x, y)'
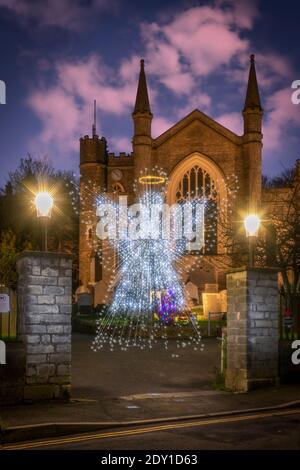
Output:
(72, 333), (220, 398)
(4, 409), (300, 450)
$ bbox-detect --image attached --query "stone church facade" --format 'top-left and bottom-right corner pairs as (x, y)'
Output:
(78, 55), (293, 307)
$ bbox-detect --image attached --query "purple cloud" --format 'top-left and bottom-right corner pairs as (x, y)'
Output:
(0, 0), (116, 30)
(26, 0), (300, 167)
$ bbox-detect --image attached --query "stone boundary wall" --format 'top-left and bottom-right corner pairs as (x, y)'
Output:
(226, 268), (279, 392)
(17, 251), (72, 400)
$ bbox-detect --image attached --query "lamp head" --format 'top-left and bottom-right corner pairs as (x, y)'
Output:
(35, 192), (54, 218)
(244, 214), (260, 237)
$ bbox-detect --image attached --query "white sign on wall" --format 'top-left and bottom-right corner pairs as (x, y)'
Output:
(0, 293), (10, 313)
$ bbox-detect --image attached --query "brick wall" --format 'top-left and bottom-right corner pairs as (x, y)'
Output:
(17, 251), (73, 400)
(226, 268), (279, 391)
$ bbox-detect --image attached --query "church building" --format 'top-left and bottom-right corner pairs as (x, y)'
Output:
(78, 55), (287, 308)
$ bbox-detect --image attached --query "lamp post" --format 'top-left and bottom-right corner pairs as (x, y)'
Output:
(244, 214), (260, 268)
(34, 192), (54, 252)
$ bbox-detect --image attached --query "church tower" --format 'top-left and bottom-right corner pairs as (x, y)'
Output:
(242, 54), (263, 213)
(79, 101), (108, 288)
(132, 59), (153, 185)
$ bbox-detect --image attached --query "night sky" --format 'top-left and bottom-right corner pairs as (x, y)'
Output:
(0, 0), (300, 185)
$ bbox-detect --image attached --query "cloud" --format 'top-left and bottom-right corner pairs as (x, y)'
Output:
(216, 88), (300, 155)
(56, 57), (137, 114)
(263, 88), (300, 152)
(142, 3), (253, 88)
(141, 1), (291, 101)
(152, 116), (175, 138)
(227, 53), (293, 92)
(216, 0), (260, 30)
(26, 0), (299, 171)
(119, 55), (141, 83)
(178, 92), (212, 118)
(0, 0), (116, 31)
(140, 1), (298, 160)
(216, 112), (243, 135)
(163, 9), (249, 76)
(216, 88), (300, 153)
(109, 136), (132, 153)
(159, 72), (195, 96)
(28, 88), (89, 154)
(27, 55), (137, 156)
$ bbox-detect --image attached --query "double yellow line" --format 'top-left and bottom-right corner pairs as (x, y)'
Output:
(2, 408), (299, 450)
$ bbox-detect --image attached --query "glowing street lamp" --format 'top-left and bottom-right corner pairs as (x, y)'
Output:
(35, 192), (54, 251)
(244, 214), (261, 267)
(35, 192), (53, 218)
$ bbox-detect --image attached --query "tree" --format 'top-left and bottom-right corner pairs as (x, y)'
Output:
(218, 165), (300, 324)
(7, 155), (55, 190)
(260, 178), (300, 320)
(231, 167), (300, 320)
(0, 155), (79, 286)
(262, 168), (295, 189)
(0, 230), (18, 288)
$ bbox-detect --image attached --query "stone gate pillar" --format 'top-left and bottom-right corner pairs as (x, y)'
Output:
(17, 251), (72, 400)
(226, 268), (279, 392)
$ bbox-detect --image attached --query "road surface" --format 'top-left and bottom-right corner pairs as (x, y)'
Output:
(3, 408), (300, 450)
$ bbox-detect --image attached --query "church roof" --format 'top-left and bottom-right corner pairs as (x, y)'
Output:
(153, 109), (242, 148)
(244, 54), (262, 111)
(133, 59), (152, 115)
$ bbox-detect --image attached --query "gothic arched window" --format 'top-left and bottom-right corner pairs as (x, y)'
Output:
(175, 165), (218, 255)
(175, 166), (218, 202)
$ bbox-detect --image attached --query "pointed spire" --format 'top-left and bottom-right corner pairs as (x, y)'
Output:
(133, 59), (152, 115)
(92, 99), (97, 137)
(243, 54), (262, 111)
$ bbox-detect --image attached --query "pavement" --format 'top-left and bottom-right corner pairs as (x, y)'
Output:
(1, 333), (300, 443)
